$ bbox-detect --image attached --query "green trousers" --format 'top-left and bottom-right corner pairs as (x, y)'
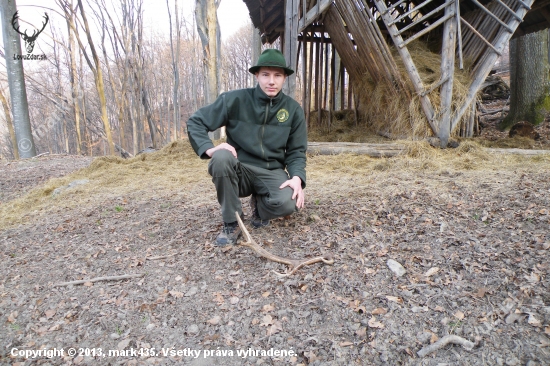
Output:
(208, 149), (297, 223)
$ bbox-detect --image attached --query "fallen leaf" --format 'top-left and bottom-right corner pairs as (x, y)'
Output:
(207, 316), (221, 325)
(528, 314), (542, 327)
(175, 276), (182, 281)
(371, 308), (387, 315)
(434, 306), (445, 312)
(355, 327), (367, 337)
(230, 296), (239, 305)
(539, 337), (550, 348)
(213, 293), (224, 305)
(262, 291), (271, 298)
(386, 296), (403, 304)
(48, 323), (61, 331)
(424, 267), (440, 277)
(365, 268), (376, 275)
(430, 333), (439, 344)
(505, 312), (525, 324)
(262, 304), (275, 313)
(169, 291), (184, 298)
(83, 281), (93, 287)
(339, 341), (353, 347)
(7, 311), (18, 323)
(454, 310), (465, 320)
(117, 338), (131, 350)
(45, 309), (56, 319)
(545, 326), (550, 335)
(251, 318), (259, 325)
(368, 317), (384, 329)
(260, 315), (273, 327)
(474, 288), (488, 298)
(304, 351), (319, 363)
(525, 273), (540, 283)
(266, 320), (282, 336)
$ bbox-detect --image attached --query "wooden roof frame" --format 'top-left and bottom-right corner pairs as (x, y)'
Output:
(242, 0), (549, 145)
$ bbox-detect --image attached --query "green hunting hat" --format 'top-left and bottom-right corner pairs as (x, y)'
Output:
(249, 49), (294, 76)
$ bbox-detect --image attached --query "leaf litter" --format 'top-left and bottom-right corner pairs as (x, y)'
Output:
(0, 140), (549, 364)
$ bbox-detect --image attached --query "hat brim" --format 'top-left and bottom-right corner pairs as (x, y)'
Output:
(249, 64), (294, 76)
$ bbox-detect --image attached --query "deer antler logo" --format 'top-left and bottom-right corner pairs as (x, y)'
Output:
(11, 11), (49, 54)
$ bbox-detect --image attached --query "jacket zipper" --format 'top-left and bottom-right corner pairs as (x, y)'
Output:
(260, 98), (272, 168)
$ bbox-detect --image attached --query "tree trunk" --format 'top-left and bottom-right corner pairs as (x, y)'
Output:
(196, 0), (221, 140)
(76, 0), (115, 155)
(167, 0), (181, 141)
(0, 88), (19, 159)
(0, 0), (36, 158)
(502, 29), (550, 128)
(66, 0), (82, 155)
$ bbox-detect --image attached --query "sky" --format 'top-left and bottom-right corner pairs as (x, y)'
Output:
(0, 0), (252, 50)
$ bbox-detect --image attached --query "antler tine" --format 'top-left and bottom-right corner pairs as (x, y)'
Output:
(235, 211), (252, 244)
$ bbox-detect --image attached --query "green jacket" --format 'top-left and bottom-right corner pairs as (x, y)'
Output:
(187, 85), (307, 187)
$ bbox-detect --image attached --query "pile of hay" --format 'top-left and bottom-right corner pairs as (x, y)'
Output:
(0, 141), (209, 229)
(309, 41), (474, 142)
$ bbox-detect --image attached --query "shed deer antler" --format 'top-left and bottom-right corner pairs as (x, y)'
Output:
(235, 211), (334, 277)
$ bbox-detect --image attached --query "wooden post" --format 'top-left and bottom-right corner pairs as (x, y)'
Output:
(283, 0), (299, 98)
(438, 6), (457, 147)
(307, 35), (314, 127)
(251, 27), (262, 87)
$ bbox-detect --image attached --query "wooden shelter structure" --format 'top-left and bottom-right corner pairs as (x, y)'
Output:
(242, 0), (550, 146)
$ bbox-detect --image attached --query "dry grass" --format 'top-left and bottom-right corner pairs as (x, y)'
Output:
(0, 141), (210, 229)
(309, 41), (475, 142)
(2, 139), (550, 230)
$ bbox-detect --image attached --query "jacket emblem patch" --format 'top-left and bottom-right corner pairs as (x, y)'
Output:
(276, 109), (289, 123)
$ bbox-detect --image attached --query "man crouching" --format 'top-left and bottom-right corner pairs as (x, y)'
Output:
(187, 49), (307, 246)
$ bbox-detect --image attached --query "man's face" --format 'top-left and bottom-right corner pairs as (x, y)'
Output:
(255, 67), (287, 98)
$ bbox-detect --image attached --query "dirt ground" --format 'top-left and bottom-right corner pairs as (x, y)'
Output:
(1, 114), (550, 365)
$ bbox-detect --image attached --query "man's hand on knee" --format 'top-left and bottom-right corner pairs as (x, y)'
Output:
(206, 143), (237, 158)
(279, 176), (305, 209)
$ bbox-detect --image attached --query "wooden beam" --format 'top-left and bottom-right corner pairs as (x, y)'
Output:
(460, 17), (502, 55)
(298, 0), (333, 33)
(401, 11), (455, 48)
(283, 0), (299, 97)
(389, 0), (439, 26)
(438, 9), (457, 147)
(470, 0), (514, 33)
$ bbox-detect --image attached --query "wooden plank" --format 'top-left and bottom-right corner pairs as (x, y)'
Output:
(383, 0), (409, 14)
(401, 11), (455, 48)
(495, 0), (523, 21)
(283, 0), (299, 97)
(456, 0), (464, 69)
(438, 9), (457, 147)
(460, 17), (502, 55)
(470, 0), (514, 32)
(390, 0), (438, 26)
(396, 0), (453, 35)
(308, 142), (406, 157)
(298, 0), (332, 33)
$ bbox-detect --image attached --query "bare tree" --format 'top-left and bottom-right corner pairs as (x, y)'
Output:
(0, 0), (36, 158)
(0, 86), (19, 159)
(167, 0), (182, 141)
(195, 0), (221, 139)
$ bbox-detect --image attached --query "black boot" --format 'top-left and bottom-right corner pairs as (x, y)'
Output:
(215, 221), (242, 246)
(250, 194), (270, 229)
